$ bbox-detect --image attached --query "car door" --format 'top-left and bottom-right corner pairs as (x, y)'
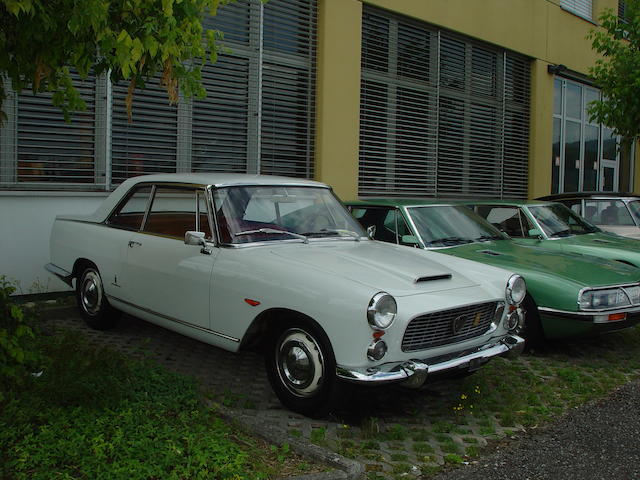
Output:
(120, 185), (218, 330)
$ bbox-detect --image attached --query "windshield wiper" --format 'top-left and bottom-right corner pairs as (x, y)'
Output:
(235, 228), (308, 243)
(474, 235), (503, 242)
(549, 229), (572, 238)
(426, 236), (472, 246)
(301, 229), (361, 241)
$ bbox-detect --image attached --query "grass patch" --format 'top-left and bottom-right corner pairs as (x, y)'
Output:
(0, 330), (306, 480)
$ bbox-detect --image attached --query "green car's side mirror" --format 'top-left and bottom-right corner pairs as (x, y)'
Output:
(528, 228), (543, 239)
(401, 235), (420, 246)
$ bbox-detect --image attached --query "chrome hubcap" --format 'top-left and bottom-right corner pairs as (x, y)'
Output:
(81, 270), (102, 316)
(277, 329), (324, 397)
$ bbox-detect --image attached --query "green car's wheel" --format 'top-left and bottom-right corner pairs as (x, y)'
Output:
(522, 294), (545, 348)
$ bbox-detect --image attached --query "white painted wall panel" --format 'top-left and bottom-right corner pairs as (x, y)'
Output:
(0, 193), (108, 293)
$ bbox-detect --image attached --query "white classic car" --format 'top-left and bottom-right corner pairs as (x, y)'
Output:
(47, 173), (525, 416)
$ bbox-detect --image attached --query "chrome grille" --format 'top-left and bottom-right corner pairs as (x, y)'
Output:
(402, 302), (498, 352)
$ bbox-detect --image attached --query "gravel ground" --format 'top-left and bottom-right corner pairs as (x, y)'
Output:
(434, 379), (640, 480)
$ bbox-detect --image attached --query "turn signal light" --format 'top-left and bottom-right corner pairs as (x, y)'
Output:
(608, 313), (626, 322)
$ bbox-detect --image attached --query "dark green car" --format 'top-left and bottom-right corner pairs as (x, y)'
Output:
(346, 199), (640, 344)
(468, 200), (640, 267)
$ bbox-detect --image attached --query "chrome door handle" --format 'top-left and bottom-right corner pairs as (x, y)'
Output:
(128, 240), (142, 248)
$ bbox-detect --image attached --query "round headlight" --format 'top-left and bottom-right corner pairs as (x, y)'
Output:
(506, 275), (526, 306)
(367, 292), (397, 329)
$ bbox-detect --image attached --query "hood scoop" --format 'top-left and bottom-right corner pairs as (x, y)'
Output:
(415, 274), (452, 283)
(478, 249), (502, 256)
(593, 239), (614, 244)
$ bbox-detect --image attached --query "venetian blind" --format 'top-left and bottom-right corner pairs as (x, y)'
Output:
(359, 8), (530, 199)
(13, 74), (98, 187)
(560, 0), (593, 20)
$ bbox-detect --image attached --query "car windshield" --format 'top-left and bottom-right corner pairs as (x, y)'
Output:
(407, 205), (507, 247)
(627, 200), (640, 225)
(528, 203), (599, 237)
(213, 185), (365, 244)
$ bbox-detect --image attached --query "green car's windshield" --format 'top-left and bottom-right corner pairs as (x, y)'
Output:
(528, 203), (600, 238)
(407, 205), (507, 247)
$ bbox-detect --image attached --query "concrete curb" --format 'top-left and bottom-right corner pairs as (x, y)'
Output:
(213, 404), (365, 480)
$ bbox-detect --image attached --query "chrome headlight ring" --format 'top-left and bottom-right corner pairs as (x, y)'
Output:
(367, 292), (397, 329)
(506, 274), (526, 306)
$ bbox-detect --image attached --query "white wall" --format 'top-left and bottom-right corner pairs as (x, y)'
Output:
(0, 192), (109, 293)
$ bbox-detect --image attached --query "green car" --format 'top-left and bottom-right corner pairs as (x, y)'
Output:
(346, 199), (640, 344)
(468, 200), (640, 267)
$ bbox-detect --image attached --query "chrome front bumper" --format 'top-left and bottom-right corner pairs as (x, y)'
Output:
(336, 334), (524, 387)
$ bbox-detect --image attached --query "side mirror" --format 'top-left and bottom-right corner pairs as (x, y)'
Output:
(401, 235), (420, 246)
(185, 231), (212, 254)
(185, 230), (206, 246)
(366, 225), (376, 239)
(527, 228), (543, 239)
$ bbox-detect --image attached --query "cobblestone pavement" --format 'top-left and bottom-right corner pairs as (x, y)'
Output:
(43, 307), (527, 479)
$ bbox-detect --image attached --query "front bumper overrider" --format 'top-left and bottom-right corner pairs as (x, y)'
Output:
(335, 334), (524, 388)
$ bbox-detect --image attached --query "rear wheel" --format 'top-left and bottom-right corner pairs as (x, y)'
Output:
(265, 320), (346, 417)
(76, 265), (119, 330)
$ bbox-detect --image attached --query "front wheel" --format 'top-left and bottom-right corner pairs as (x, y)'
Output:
(76, 265), (119, 330)
(522, 294), (545, 349)
(265, 322), (346, 417)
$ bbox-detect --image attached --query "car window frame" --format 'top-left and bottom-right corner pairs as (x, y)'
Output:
(106, 182), (216, 243)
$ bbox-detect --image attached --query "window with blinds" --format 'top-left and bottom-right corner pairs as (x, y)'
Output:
(0, 0), (317, 190)
(11, 73), (99, 188)
(359, 8), (531, 199)
(560, 0), (593, 20)
(111, 76), (179, 184)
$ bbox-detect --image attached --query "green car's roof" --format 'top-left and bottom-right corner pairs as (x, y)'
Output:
(347, 198), (551, 208)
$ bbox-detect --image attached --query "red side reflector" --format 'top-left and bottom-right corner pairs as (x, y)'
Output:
(608, 313), (626, 322)
(373, 330), (385, 339)
(244, 298), (261, 307)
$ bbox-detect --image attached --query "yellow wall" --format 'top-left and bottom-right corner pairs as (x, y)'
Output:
(315, 0), (631, 199)
(315, 0), (363, 200)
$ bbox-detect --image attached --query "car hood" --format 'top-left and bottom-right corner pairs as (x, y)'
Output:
(436, 240), (640, 288)
(268, 240), (485, 296)
(551, 233), (640, 264)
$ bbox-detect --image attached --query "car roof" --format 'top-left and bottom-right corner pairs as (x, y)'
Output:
(78, 173), (329, 224)
(346, 198), (459, 208)
(119, 173), (327, 189)
(537, 192), (640, 201)
(346, 198), (550, 208)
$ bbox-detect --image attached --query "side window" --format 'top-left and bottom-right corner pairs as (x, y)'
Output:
(586, 200), (634, 226)
(144, 186), (211, 239)
(107, 185), (152, 230)
(564, 199), (582, 215)
(352, 207), (396, 243)
(481, 207), (524, 238)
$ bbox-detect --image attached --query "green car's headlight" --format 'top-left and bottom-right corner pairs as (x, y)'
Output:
(579, 288), (631, 310)
(367, 292), (397, 329)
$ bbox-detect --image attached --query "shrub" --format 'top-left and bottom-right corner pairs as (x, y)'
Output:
(0, 276), (39, 401)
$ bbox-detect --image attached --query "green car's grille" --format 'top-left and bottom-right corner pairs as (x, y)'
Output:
(402, 302), (497, 352)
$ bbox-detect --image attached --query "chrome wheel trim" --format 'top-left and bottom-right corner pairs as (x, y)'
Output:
(276, 328), (325, 398)
(80, 269), (103, 316)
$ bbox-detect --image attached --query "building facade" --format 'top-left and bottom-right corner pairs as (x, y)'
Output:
(1, 0), (637, 291)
